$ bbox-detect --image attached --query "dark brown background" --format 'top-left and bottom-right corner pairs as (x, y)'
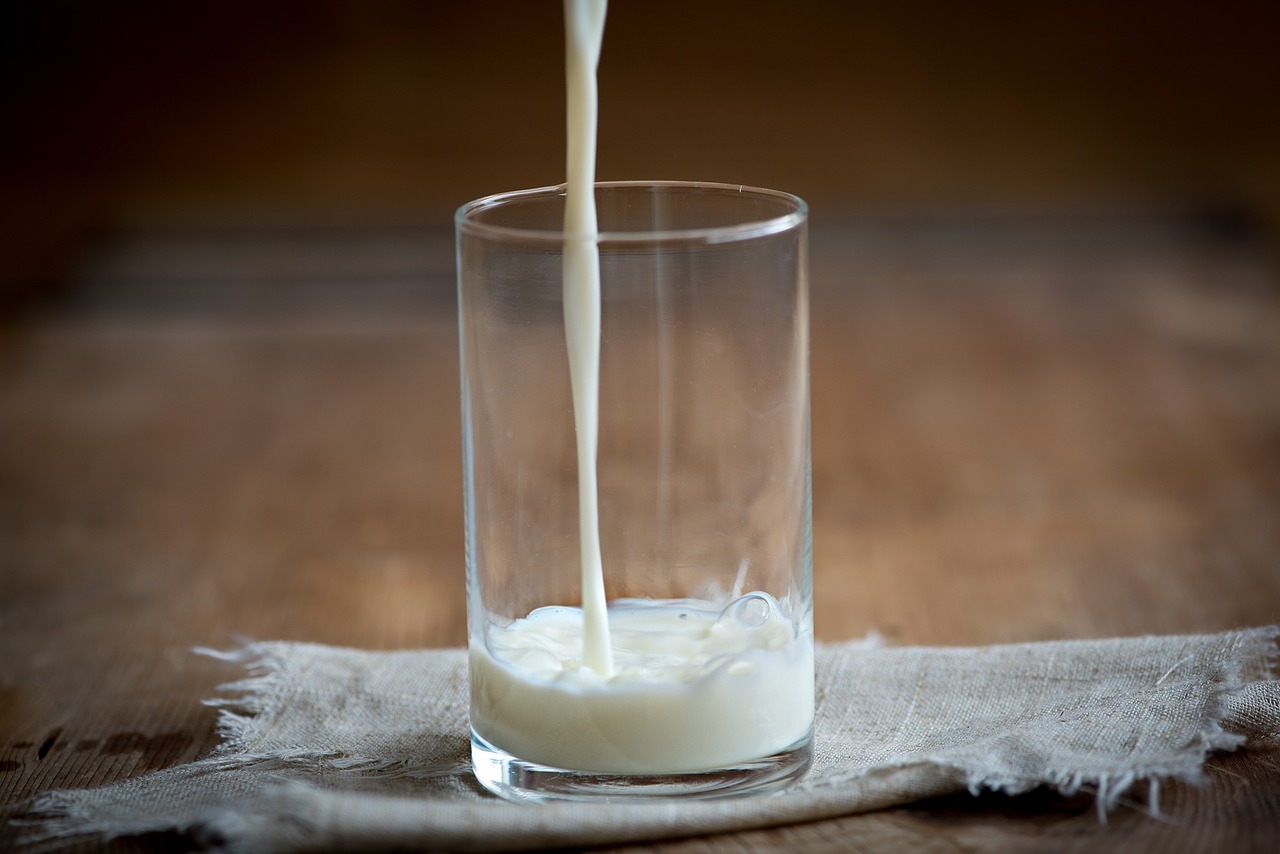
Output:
(5, 0), (1280, 305)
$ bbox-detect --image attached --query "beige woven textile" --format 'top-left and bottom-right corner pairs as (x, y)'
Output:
(18, 629), (1280, 852)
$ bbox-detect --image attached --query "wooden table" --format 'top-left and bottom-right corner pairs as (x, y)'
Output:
(2, 215), (1278, 850)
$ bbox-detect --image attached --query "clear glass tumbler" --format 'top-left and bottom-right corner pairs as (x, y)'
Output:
(456, 181), (813, 802)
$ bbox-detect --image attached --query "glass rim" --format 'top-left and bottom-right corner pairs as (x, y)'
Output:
(455, 180), (807, 244)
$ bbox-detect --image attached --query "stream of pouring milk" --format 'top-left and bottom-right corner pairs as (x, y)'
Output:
(469, 0), (813, 774)
(560, 0), (613, 679)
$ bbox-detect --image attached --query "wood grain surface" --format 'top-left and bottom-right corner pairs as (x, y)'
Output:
(2, 216), (1278, 851)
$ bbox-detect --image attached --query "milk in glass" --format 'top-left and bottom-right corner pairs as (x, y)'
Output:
(469, 0), (814, 775)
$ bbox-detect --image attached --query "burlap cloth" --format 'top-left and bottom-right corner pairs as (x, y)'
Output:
(15, 629), (1280, 852)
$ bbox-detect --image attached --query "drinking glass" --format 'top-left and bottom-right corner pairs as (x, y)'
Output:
(456, 181), (812, 802)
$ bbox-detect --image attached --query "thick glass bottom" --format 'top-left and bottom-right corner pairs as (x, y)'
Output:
(470, 728), (813, 803)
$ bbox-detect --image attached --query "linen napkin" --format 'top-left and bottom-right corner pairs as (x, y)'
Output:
(16, 629), (1280, 852)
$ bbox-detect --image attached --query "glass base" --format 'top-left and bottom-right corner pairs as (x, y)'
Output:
(470, 728), (813, 803)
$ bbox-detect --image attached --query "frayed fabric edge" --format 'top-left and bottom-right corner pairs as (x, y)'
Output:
(195, 642), (292, 757)
(804, 626), (1280, 823)
(975, 625), (1279, 822)
(198, 643), (471, 780)
(9, 750), (457, 851)
(8, 791), (113, 851)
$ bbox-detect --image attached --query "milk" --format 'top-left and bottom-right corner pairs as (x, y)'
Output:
(470, 595), (814, 773)
(562, 0), (613, 678)
(471, 0), (813, 775)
